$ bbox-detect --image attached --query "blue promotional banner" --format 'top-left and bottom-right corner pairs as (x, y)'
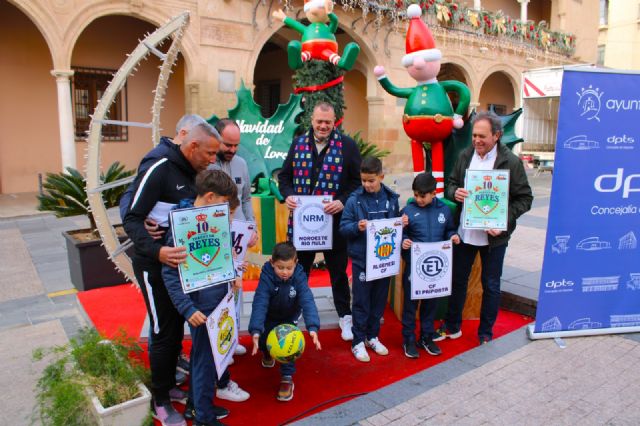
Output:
(534, 69), (640, 334)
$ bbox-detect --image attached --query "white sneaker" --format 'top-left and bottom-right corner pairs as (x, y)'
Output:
(234, 344), (247, 356)
(366, 337), (389, 356)
(339, 315), (354, 341)
(352, 342), (370, 362)
(216, 380), (250, 402)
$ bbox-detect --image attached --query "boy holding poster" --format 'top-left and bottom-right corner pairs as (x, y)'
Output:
(248, 242), (321, 402)
(400, 173), (460, 359)
(340, 156), (400, 362)
(162, 170), (242, 426)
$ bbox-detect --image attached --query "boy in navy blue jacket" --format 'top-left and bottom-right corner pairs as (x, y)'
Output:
(162, 170), (239, 426)
(249, 242), (321, 402)
(400, 173), (460, 359)
(340, 156), (400, 362)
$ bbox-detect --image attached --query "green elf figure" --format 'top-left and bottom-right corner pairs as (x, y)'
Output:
(273, 0), (359, 71)
(374, 4), (470, 197)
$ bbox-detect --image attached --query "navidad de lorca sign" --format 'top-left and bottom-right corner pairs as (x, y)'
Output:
(208, 82), (303, 186)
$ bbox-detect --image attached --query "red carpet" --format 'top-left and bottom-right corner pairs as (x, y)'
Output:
(78, 285), (531, 426)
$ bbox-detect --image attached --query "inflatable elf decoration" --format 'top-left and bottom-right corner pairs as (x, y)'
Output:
(374, 4), (470, 197)
(273, 0), (359, 71)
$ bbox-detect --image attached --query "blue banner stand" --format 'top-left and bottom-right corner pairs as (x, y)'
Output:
(529, 67), (640, 340)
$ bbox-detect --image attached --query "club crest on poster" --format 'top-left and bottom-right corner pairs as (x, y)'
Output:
(410, 241), (453, 300)
(206, 290), (238, 379)
(366, 218), (402, 281)
(170, 204), (235, 294)
(293, 195), (333, 251)
(463, 170), (509, 230)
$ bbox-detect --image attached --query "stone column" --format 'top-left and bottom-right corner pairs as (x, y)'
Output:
(518, 0), (529, 22)
(51, 70), (76, 170)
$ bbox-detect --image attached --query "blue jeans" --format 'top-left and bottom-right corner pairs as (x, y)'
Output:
(401, 264), (439, 343)
(444, 242), (507, 340)
(351, 263), (391, 346)
(259, 320), (296, 377)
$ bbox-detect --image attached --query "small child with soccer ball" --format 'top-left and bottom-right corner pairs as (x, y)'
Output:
(248, 242), (321, 401)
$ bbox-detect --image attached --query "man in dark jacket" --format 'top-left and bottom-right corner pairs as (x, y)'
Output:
(435, 111), (533, 345)
(124, 117), (220, 426)
(278, 102), (362, 342)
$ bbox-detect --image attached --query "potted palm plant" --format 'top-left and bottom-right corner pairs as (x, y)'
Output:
(33, 328), (151, 426)
(37, 162), (134, 291)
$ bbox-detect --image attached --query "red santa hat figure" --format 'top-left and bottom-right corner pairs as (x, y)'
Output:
(401, 4), (442, 67)
(304, 0), (326, 12)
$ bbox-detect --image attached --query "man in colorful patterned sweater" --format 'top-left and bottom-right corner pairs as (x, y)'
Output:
(278, 102), (362, 341)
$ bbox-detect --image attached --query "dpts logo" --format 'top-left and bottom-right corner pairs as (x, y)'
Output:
(594, 168), (640, 198)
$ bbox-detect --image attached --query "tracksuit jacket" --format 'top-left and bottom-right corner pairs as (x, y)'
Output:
(248, 262), (320, 336)
(400, 198), (458, 261)
(339, 184), (401, 268)
(123, 142), (198, 261)
(119, 136), (177, 221)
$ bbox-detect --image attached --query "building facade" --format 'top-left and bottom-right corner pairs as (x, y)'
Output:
(1, 0), (599, 194)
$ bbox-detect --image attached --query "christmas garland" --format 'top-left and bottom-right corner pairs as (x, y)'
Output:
(333, 0), (575, 56)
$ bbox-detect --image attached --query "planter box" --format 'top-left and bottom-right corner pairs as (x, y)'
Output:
(89, 382), (151, 426)
(63, 229), (128, 291)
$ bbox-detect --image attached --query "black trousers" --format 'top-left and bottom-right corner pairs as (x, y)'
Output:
(297, 236), (352, 318)
(133, 256), (184, 404)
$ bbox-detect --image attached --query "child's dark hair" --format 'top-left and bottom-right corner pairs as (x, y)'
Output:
(412, 173), (437, 195)
(271, 242), (297, 262)
(361, 156), (383, 175)
(195, 170), (237, 200)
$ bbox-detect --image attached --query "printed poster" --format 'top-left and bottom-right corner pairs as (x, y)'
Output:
(231, 220), (255, 276)
(365, 218), (402, 281)
(410, 241), (453, 300)
(170, 204), (235, 294)
(293, 195), (333, 251)
(206, 289), (238, 379)
(462, 169), (510, 230)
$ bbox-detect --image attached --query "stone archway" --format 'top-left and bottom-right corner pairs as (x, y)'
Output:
(0, 1), (58, 193)
(478, 71), (516, 115)
(71, 14), (186, 172)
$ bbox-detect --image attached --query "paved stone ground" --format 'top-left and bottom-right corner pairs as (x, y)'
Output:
(358, 334), (640, 425)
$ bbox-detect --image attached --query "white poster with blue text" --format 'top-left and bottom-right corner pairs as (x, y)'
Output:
(534, 69), (640, 335)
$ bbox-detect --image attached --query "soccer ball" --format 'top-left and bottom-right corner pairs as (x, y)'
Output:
(201, 253), (211, 263)
(266, 324), (305, 363)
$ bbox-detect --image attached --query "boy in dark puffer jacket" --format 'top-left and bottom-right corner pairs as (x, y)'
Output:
(400, 173), (459, 359)
(248, 242), (321, 402)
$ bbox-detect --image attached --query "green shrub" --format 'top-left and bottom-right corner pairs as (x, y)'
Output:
(33, 328), (149, 426)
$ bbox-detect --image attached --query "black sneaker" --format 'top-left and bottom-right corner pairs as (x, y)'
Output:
(419, 337), (442, 356)
(403, 341), (420, 359)
(184, 401), (229, 421)
(479, 336), (492, 345)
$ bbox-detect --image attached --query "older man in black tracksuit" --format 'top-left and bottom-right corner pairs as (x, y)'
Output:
(435, 111), (533, 345)
(124, 118), (220, 426)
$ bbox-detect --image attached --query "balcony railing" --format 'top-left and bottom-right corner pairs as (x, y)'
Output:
(337, 0), (576, 57)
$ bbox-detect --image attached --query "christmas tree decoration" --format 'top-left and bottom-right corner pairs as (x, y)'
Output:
(374, 4), (470, 197)
(273, 0), (360, 71)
